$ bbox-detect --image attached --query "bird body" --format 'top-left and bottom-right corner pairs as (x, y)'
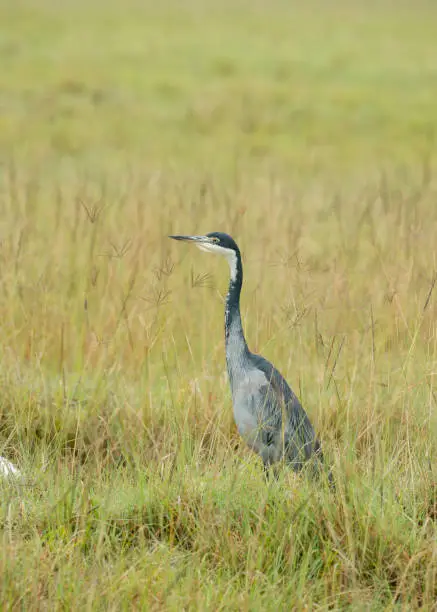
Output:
(170, 232), (323, 476)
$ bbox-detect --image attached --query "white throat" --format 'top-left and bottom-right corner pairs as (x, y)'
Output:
(196, 243), (238, 282)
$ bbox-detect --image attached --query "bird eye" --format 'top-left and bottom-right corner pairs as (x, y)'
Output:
(210, 237), (219, 243)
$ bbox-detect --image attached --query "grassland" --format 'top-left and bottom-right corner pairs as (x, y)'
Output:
(1, 0), (437, 609)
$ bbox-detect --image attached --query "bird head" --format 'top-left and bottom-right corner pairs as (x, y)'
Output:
(169, 232), (240, 257)
(169, 232), (241, 280)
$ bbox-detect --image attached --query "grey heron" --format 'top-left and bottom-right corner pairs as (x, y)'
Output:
(169, 232), (326, 480)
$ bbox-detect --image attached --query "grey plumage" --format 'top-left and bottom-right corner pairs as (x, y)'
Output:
(169, 231), (325, 479)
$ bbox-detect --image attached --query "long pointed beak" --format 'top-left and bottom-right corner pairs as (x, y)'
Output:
(168, 235), (208, 243)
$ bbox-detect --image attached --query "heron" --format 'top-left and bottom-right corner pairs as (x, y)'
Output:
(169, 232), (327, 480)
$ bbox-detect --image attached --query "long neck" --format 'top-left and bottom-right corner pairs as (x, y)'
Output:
(225, 250), (249, 387)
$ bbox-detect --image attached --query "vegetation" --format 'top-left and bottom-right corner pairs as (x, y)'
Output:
(1, 0), (437, 608)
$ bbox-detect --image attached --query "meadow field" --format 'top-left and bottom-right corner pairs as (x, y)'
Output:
(1, 0), (437, 608)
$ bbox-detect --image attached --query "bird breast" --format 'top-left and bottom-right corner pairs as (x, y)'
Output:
(231, 368), (272, 445)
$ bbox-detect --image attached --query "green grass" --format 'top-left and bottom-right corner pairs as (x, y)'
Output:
(1, 0), (437, 608)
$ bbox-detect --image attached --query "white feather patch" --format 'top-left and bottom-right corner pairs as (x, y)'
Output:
(196, 243), (238, 281)
(0, 455), (21, 479)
